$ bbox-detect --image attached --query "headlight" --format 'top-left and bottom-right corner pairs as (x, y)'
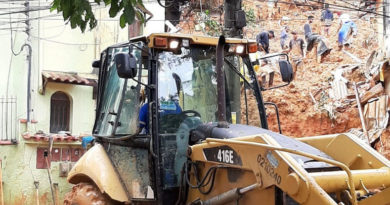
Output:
(169, 39), (179, 49)
(182, 39), (190, 47)
(236, 45), (245, 54)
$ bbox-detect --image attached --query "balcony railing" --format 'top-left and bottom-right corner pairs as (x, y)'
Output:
(0, 97), (18, 144)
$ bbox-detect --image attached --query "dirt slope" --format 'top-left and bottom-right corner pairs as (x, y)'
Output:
(179, 0), (390, 158)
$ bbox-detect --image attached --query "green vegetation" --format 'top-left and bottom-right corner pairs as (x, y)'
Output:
(203, 10), (222, 36)
(50, 0), (145, 32)
(244, 7), (256, 26)
(205, 19), (221, 36)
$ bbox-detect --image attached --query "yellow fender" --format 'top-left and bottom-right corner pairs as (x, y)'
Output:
(67, 143), (129, 202)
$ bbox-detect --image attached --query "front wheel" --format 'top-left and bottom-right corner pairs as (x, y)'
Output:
(64, 183), (115, 205)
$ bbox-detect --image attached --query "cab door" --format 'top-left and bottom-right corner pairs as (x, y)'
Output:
(93, 42), (155, 201)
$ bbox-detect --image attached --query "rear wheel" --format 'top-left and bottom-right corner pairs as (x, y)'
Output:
(64, 182), (115, 205)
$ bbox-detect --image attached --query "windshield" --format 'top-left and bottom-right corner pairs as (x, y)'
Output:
(94, 43), (263, 138)
(157, 46), (260, 127)
(157, 46), (262, 189)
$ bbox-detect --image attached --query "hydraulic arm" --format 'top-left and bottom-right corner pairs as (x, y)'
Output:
(186, 129), (390, 205)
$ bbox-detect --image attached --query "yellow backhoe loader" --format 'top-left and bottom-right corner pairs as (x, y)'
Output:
(64, 33), (390, 205)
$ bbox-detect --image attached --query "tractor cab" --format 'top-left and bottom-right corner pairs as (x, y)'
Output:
(66, 33), (390, 205)
(67, 33), (293, 204)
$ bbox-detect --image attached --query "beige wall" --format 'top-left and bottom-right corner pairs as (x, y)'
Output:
(0, 1), (166, 203)
(143, 0), (166, 35)
(1, 6), (129, 134)
(0, 2), (127, 204)
(31, 7), (129, 135)
(33, 82), (95, 135)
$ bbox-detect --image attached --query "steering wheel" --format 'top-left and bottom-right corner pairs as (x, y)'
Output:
(180, 110), (201, 118)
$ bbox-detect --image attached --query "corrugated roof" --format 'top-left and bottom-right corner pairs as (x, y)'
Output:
(42, 70), (97, 86)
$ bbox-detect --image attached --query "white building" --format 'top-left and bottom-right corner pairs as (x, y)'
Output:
(0, 0), (164, 204)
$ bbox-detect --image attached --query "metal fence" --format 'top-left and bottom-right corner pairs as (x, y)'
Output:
(0, 97), (17, 143)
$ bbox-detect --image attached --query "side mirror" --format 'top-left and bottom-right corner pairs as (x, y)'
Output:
(254, 53), (294, 90)
(279, 60), (293, 83)
(114, 53), (137, 78)
(92, 60), (101, 68)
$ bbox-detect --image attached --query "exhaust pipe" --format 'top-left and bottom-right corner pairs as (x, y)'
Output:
(216, 36), (227, 124)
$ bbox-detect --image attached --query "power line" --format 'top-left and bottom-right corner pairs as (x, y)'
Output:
(30, 36), (99, 46)
(0, 13), (60, 25)
(0, 3), (105, 25)
(0, 7), (30, 10)
(307, 0), (390, 18)
(0, 27), (24, 30)
(264, 0), (390, 18)
(0, 5), (51, 16)
(8, 0), (25, 56)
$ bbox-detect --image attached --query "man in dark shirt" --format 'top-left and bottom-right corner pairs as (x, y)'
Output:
(288, 31), (305, 59)
(256, 30), (275, 54)
(139, 98), (182, 134)
(303, 16), (314, 39)
(321, 4), (333, 36)
(304, 16), (332, 63)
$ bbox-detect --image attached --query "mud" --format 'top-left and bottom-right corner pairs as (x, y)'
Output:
(64, 182), (113, 205)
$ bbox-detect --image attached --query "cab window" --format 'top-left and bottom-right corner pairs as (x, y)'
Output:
(95, 43), (145, 137)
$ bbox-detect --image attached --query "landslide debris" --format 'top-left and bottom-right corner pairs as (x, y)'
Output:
(178, 0), (390, 159)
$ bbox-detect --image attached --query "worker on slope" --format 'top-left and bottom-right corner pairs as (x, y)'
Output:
(320, 3), (333, 36)
(280, 26), (289, 50)
(304, 15), (332, 63)
(256, 30), (275, 54)
(337, 13), (357, 50)
(287, 31), (305, 78)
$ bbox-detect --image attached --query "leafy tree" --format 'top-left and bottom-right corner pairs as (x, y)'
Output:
(50, 0), (147, 32)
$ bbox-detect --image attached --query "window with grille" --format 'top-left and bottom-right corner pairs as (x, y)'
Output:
(50, 92), (70, 133)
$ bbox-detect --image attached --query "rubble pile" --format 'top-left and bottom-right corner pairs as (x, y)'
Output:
(250, 0), (390, 159)
(177, 0), (390, 159)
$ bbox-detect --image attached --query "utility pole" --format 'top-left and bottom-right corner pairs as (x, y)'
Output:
(24, 0), (32, 122)
(24, 0), (30, 40)
(223, 0), (245, 38)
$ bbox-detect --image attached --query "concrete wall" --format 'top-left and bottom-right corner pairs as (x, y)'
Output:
(143, 0), (166, 35)
(0, 142), (81, 204)
(0, 1), (165, 203)
(34, 83), (95, 135)
(0, 2), (127, 204)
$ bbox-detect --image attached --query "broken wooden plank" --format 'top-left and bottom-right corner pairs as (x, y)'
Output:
(343, 50), (363, 64)
(309, 91), (317, 104)
(313, 88), (323, 97)
(352, 83), (384, 107)
(354, 82), (371, 144)
(366, 50), (377, 70)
